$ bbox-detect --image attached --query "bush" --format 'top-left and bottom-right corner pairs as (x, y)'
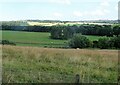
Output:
(69, 34), (91, 48)
(98, 37), (110, 49)
(0, 40), (16, 45)
(92, 40), (99, 48)
(97, 36), (120, 49)
(113, 25), (120, 37)
(108, 37), (116, 48)
(113, 35), (120, 48)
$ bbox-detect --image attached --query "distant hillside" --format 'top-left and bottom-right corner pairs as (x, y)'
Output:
(82, 20), (118, 24)
(1, 21), (29, 26)
(26, 19), (118, 24)
(27, 20), (62, 23)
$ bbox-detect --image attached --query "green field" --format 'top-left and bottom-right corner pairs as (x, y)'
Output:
(2, 45), (118, 83)
(2, 31), (103, 47)
(2, 31), (67, 47)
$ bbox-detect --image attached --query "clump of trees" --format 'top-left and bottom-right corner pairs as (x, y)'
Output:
(113, 25), (120, 37)
(97, 37), (111, 49)
(50, 24), (120, 40)
(24, 26), (51, 32)
(0, 40), (16, 45)
(1, 25), (52, 32)
(76, 25), (113, 37)
(1, 21), (28, 31)
(50, 25), (74, 40)
(113, 35), (120, 48)
(97, 36), (120, 49)
(1, 21), (120, 37)
(69, 34), (120, 49)
(69, 34), (91, 48)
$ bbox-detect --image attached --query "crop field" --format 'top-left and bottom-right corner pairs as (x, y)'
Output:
(27, 21), (111, 26)
(1, 31), (103, 47)
(27, 21), (83, 26)
(2, 45), (118, 83)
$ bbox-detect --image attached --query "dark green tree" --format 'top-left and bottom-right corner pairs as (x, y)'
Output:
(113, 35), (120, 48)
(113, 25), (120, 37)
(98, 37), (110, 49)
(50, 25), (74, 40)
(69, 34), (91, 48)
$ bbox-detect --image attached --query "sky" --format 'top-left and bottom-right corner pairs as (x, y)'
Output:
(0, 0), (119, 21)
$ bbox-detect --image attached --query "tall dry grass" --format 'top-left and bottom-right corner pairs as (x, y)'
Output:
(2, 45), (118, 83)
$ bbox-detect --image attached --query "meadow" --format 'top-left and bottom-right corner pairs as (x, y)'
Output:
(2, 45), (118, 83)
(2, 31), (103, 47)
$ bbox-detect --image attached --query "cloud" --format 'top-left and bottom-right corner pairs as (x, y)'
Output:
(115, 5), (118, 11)
(88, 1), (110, 16)
(0, 0), (71, 5)
(0, 0), (46, 3)
(91, 9), (110, 16)
(73, 1), (110, 18)
(73, 11), (83, 17)
(100, 1), (110, 7)
(49, 0), (71, 5)
(53, 12), (63, 17)
(73, 8), (110, 18)
(91, 10), (104, 16)
(73, 10), (105, 19)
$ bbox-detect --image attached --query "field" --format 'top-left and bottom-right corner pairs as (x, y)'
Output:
(2, 31), (103, 47)
(27, 21), (111, 26)
(27, 22), (83, 26)
(2, 31), (67, 47)
(2, 45), (118, 83)
(2, 30), (118, 83)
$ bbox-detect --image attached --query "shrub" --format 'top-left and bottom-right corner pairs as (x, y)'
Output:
(108, 37), (116, 48)
(69, 34), (91, 48)
(113, 35), (120, 48)
(113, 25), (120, 37)
(92, 40), (99, 48)
(1, 40), (16, 45)
(94, 36), (120, 49)
(98, 37), (110, 49)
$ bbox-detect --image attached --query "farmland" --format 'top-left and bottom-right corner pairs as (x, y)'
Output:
(27, 21), (112, 26)
(2, 45), (118, 83)
(1, 0), (120, 83)
(2, 31), (103, 47)
(1, 22), (119, 83)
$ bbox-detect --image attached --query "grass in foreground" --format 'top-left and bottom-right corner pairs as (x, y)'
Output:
(2, 45), (118, 83)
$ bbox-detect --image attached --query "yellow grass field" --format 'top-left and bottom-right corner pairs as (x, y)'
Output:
(27, 21), (84, 26)
(27, 21), (111, 26)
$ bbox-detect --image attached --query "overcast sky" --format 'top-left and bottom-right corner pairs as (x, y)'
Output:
(0, 0), (119, 21)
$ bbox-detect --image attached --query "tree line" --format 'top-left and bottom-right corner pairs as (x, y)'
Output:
(1, 23), (120, 37)
(69, 34), (120, 49)
(1, 25), (51, 32)
(1, 22), (120, 49)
